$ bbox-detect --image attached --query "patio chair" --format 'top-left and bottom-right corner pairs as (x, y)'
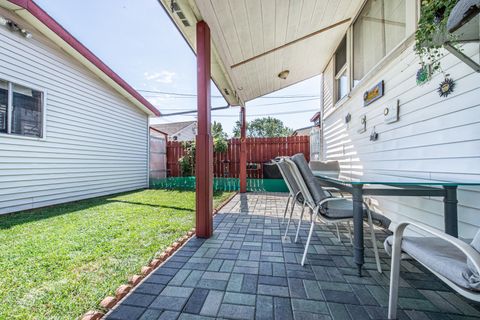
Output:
(286, 154), (381, 272)
(308, 160), (340, 178)
(284, 156), (351, 245)
(308, 160), (346, 197)
(385, 222), (480, 319)
(276, 158), (306, 236)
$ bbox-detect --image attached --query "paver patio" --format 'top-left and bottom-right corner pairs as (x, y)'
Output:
(105, 193), (480, 320)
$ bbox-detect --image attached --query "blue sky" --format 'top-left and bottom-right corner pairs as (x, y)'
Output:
(36, 0), (321, 136)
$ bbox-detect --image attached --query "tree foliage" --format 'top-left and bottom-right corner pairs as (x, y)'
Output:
(178, 122), (228, 176)
(212, 121), (228, 139)
(233, 117), (293, 138)
(178, 141), (196, 176)
(212, 121), (228, 153)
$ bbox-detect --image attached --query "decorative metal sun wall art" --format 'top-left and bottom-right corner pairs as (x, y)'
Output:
(438, 77), (456, 97)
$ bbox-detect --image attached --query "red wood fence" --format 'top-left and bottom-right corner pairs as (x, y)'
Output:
(167, 136), (310, 178)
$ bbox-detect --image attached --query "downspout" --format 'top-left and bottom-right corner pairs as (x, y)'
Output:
(319, 73), (325, 161)
(147, 118), (150, 188)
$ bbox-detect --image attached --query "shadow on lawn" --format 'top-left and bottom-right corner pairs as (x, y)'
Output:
(108, 199), (194, 212)
(0, 189), (200, 230)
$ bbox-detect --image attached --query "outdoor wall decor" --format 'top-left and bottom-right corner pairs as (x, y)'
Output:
(438, 77), (456, 97)
(358, 115), (367, 134)
(384, 100), (400, 124)
(363, 81), (384, 106)
(345, 113), (351, 124)
(416, 65), (432, 85)
(369, 127), (379, 141)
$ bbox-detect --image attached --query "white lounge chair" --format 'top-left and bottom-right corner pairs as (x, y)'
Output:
(385, 222), (480, 319)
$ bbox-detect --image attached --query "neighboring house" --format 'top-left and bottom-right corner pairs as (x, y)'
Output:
(292, 126), (314, 136)
(292, 113), (323, 161)
(0, 1), (160, 215)
(150, 121), (197, 141)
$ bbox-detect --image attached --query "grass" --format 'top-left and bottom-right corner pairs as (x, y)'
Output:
(0, 189), (233, 320)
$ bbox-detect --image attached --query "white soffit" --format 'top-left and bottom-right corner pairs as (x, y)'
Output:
(195, 0), (361, 103)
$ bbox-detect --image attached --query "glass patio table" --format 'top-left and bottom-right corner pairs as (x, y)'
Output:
(312, 171), (480, 276)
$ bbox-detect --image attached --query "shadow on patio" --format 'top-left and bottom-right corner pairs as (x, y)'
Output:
(105, 193), (480, 320)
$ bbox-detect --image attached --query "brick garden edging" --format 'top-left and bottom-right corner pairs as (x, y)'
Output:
(80, 191), (238, 320)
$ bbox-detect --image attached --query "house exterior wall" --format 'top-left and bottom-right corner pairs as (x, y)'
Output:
(321, 38), (480, 239)
(0, 8), (149, 215)
(169, 123), (197, 141)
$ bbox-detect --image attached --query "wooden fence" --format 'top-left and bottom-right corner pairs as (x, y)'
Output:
(167, 136), (310, 178)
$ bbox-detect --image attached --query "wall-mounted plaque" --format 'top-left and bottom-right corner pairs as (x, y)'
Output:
(357, 114), (367, 134)
(384, 100), (399, 124)
(363, 81), (384, 106)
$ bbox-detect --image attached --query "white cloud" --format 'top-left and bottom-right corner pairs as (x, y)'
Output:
(144, 70), (176, 84)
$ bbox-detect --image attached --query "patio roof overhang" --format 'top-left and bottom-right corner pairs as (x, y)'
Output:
(158, 0), (366, 238)
(158, 0), (364, 105)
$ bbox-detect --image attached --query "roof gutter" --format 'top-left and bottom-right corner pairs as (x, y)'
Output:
(3, 0), (160, 116)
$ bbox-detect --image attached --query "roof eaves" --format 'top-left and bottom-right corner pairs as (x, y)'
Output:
(5, 0), (160, 116)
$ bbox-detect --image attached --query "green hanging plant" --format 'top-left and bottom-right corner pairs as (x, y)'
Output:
(415, 0), (458, 74)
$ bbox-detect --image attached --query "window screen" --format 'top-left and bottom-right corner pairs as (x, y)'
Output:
(353, 0), (406, 85)
(335, 37), (347, 75)
(335, 37), (348, 102)
(11, 83), (43, 137)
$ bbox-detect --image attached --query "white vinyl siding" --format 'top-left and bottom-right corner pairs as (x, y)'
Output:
(321, 41), (480, 239)
(0, 9), (148, 215)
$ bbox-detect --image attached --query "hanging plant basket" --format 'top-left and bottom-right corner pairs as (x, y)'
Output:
(415, 0), (459, 75)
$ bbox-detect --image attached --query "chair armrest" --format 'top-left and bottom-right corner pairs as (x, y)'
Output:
(318, 197), (349, 206)
(393, 221), (480, 276)
(322, 187), (348, 198)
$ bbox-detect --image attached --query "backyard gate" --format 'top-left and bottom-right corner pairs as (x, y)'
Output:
(149, 128), (167, 180)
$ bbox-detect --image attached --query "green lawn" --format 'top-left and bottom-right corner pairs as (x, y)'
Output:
(0, 189), (232, 320)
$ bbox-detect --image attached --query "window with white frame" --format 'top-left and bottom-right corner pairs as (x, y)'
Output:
(335, 36), (348, 103)
(353, 0), (406, 86)
(0, 80), (44, 138)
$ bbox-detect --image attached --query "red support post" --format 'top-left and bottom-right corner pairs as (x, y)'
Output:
(195, 21), (213, 238)
(239, 106), (247, 193)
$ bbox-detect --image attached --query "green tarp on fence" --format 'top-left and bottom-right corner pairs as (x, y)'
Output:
(150, 177), (288, 192)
